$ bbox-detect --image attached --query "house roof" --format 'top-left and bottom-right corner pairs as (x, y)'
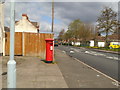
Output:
(96, 36), (105, 41)
(15, 21), (39, 29)
(108, 34), (119, 40)
(108, 34), (119, 41)
(31, 22), (39, 28)
(96, 34), (119, 41)
(15, 14), (39, 29)
(4, 27), (10, 32)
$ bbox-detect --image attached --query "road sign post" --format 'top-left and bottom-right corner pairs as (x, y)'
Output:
(7, 0), (16, 88)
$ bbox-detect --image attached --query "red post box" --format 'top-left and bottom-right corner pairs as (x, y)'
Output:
(45, 39), (54, 63)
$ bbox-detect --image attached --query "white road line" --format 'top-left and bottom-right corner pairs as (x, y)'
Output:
(75, 50), (79, 52)
(113, 57), (119, 60)
(62, 51), (66, 54)
(74, 50), (79, 53)
(85, 51), (119, 60)
(73, 58), (119, 85)
(106, 57), (114, 59)
(70, 51), (75, 54)
(70, 48), (79, 52)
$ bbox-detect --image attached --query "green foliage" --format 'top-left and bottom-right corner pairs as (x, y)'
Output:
(62, 43), (73, 46)
(61, 19), (93, 45)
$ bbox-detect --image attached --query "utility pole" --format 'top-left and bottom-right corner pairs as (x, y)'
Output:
(51, 0), (55, 63)
(51, 0), (54, 32)
(7, 0), (16, 88)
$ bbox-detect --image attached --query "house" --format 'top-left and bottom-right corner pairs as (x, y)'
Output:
(90, 34), (119, 47)
(0, 2), (5, 55)
(15, 14), (40, 33)
(96, 36), (105, 47)
(107, 34), (119, 42)
(3, 14), (40, 56)
(90, 40), (94, 47)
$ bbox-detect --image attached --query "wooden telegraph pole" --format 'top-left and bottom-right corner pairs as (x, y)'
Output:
(51, 0), (55, 63)
(52, 0), (54, 32)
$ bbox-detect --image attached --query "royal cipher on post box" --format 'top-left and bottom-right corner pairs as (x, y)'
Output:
(45, 39), (54, 63)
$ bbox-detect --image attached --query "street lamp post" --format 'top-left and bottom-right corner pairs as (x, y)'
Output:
(7, 0), (16, 88)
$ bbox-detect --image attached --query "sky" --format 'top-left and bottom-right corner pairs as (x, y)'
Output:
(4, 1), (118, 38)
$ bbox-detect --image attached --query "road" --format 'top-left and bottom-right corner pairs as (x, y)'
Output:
(56, 45), (119, 82)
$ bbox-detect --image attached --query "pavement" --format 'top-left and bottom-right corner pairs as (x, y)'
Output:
(0, 56), (2, 89)
(0, 48), (119, 88)
(1, 56), (68, 88)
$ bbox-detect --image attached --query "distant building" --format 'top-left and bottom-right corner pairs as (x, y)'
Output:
(15, 14), (40, 33)
(0, 1), (5, 55)
(90, 34), (119, 47)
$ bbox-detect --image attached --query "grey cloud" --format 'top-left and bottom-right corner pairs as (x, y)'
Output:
(4, 2), (118, 36)
(54, 2), (117, 25)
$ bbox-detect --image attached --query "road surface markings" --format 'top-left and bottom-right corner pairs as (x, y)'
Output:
(73, 58), (119, 86)
(62, 51), (66, 53)
(70, 48), (81, 53)
(70, 51), (75, 54)
(70, 48), (119, 60)
(85, 51), (106, 56)
(106, 57), (119, 60)
(85, 51), (119, 60)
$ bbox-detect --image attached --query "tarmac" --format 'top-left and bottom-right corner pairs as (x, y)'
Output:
(0, 48), (119, 88)
(0, 56), (2, 89)
(55, 49), (119, 88)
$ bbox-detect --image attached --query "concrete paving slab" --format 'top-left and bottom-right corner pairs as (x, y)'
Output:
(2, 56), (68, 88)
(32, 81), (46, 88)
(0, 56), (2, 89)
(45, 81), (68, 88)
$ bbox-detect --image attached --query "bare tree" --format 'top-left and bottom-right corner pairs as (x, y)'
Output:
(97, 7), (118, 47)
(58, 29), (65, 40)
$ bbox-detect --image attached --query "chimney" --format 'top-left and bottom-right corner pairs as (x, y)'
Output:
(22, 14), (28, 20)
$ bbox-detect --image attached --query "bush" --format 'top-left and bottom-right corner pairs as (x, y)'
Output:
(62, 43), (73, 46)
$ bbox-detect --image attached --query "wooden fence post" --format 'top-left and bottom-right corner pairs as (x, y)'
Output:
(22, 32), (24, 56)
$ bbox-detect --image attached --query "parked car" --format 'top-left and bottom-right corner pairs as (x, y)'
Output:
(54, 40), (58, 46)
(109, 42), (120, 49)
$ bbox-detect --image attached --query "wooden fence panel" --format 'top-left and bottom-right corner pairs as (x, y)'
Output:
(15, 32), (22, 55)
(5, 32), (10, 55)
(5, 32), (23, 56)
(24, 33), (53, 59)
(5, 32), (54, 59)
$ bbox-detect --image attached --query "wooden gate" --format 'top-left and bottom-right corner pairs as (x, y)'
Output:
(5, 32), (54, 59)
